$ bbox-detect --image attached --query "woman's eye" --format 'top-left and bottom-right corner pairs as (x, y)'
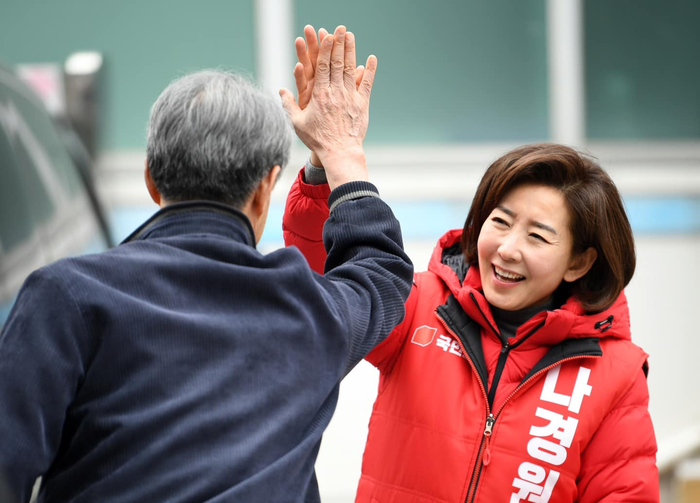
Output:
(492, 217), (508, 226)
(530, 233), (547, 242)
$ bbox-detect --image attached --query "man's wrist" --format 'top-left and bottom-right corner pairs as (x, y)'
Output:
(317, 146), (365, 167)
(320, 149), (369, 191)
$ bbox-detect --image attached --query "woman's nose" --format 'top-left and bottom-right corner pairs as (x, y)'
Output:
(497, 235), (522, 262)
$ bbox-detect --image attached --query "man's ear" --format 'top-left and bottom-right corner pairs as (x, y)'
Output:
(260, 164), (282, 196)
(247, 165), (282, 243)
(250, 165), (281, 214)
(564, 247), (598, 283)
(144, 160), (162, 206)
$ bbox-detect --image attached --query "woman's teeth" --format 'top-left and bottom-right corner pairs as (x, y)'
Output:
(494, 266), (524, 282)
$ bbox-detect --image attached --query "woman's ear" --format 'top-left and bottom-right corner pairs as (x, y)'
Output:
(564, 247), (598, 283)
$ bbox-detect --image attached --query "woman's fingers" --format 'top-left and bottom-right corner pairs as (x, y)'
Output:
(355, 66), (365, 89)
(293, 63), (306, 100)
(295, 37), (311, 69)
(303, 25), (319, 79)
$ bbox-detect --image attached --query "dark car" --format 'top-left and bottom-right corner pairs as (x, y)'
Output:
(0, 61), (111, 329)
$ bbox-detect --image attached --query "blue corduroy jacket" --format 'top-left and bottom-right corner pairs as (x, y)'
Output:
(0, 181), (412, 502)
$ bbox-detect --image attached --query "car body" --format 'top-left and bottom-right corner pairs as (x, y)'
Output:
(0, 61), (111, 328)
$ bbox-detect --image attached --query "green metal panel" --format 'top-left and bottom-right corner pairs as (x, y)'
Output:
(295, 0), (549, 144)
(0, 0), (256, 150)
(585, 0), (700, 140)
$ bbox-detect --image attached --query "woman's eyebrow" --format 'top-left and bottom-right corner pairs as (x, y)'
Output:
(496, 205), (558, 235)
(496, 205), (514, 217)
(532, 221), (558, 235)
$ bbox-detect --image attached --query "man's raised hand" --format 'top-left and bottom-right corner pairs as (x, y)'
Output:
(294, 25), (365, 111)
(280, 26), (377, 190)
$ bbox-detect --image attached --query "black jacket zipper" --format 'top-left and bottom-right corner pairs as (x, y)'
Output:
(469, 293), (545, 410)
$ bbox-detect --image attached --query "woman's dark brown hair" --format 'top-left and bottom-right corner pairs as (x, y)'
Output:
(461, 143), (635, 313)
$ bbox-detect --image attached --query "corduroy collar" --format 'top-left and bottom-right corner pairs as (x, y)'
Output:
(121, 200), (256, 248)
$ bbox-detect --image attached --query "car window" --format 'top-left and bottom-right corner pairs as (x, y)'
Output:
(0, 66), (108, 329)
(0, 119), (36, 253)
(12, 83), (84, 200)
(0, 71), (79, 226)
(0, 100), (48, 326)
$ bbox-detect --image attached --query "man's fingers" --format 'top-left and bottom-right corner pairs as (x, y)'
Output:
(279, 88), (301, 119)
(343, 31), (357, 92)
(330, 25), (346, 87)
(316, 28), (328, 76)
(355, 66), (365, 89)
(304, 25), (320, 75)
(314, 34), (334, 88)
(358, 55), (377, 101)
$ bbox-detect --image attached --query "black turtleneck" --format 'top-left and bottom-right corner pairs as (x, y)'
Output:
(490, 297), (557, 344)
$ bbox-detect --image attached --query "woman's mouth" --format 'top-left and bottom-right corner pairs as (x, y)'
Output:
(493, 265), (525, 283)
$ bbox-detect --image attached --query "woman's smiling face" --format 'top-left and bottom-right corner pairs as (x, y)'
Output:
(477, 184), (592, 311)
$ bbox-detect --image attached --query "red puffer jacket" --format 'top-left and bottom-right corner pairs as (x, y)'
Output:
(283, 169), (659, 502)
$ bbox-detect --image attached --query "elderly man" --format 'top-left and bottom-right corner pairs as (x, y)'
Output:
(0, 27), (412, 502)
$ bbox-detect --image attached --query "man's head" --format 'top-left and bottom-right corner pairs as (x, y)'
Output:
(145, 70), (293, 240)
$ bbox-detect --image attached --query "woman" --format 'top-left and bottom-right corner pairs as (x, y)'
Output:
(285, 28), (658, 503)
(284, 146), (659, 503)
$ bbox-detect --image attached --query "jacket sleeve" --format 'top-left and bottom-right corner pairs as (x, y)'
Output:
(284, 171), (416, 373)
(314, 181), (414, 375)
(365, 279), (419, 374)
(577, 366), (660, 503)
(0, 269), (93, 503)
(282, 167), (330, 274)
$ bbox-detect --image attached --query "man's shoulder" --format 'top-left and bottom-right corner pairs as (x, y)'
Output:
(40, 245), (132, 274)
(26, 240), (318, 306)
(23, 244), (153, 295)
(45, 239), (315, 284)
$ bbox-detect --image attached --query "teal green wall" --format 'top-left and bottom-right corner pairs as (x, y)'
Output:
(0, 0), (256, 150)
(585, 0), (700, 139)
(2, 1), (697, 150)
(296, 0), (549, 144)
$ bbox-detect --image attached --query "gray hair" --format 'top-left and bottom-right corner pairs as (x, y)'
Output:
(146, 70), (292, 207)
